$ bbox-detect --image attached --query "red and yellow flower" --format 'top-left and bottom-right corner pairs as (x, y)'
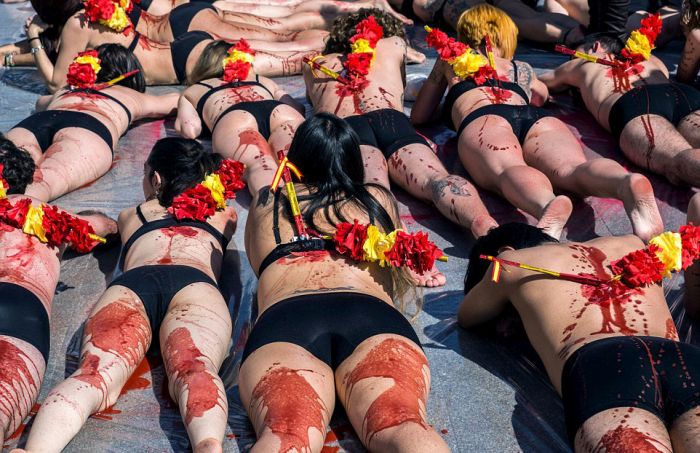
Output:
(169, 159), (246, 221)
(84, 0), (133, 33)
(337, 15), (384, 97)
(621, 13), (662, 64)
(67, 50), (102, 88)
(425, 26), (497, 84)
(0, 164), (8, 199)
(222, 39), (255, 83)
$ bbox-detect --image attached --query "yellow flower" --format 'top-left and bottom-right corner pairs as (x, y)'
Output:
(362, 226), (396, 266)
(226, 49), (255, 65)
(649, 231), (683, 277)
(351, 38), (373, 55)
(22, 205), (47, 243)
(105, 7), (129, 33)
(74, 54), (102, 74)
(451, 50), (488, 79)
(201, 173), (226, 209)
(625, 31), (652, 60)
(118, 0), (131, 10)
(0, 185), (6, 199)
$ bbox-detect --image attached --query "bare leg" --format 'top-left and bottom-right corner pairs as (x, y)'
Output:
(669, 406), (700, 453)
(238, 343), (335, 452)
(574, 407), (672, 453)
(619, 114), (700, 187)
(21, 287), (151, 452)
(677, 29), (700, 85)
(543, 0), (589, 25)
(523, 117), (662, 241)
(685, 193), (700, 321)
(220, 10), (330, 31)
(160, 284), (232, 453)
(336, 334), (450, 452)
(0, 337), (45, 447)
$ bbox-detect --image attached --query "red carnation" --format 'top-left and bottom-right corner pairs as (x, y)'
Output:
(425, 27), (468, 60)
(223, 61), (251, 83)
(0, 197), (13, 222)
(352, 16), (384, 47)
(610, 245), (666, 287)
(84, 0), (115, 23)
(3, 197), (31, 229)
(334, 220), (368, 261)
(67, 50), (100, 88)
(169, 184), (217, 221)
(41, 204), (71, 247)
(620, 48), (646, 65)
(473, 65), (498, 85)
(425, 28), (450, 50)
(345, 52), (372, 76)
(680, 224), (700, 269)
(65, 215), (100, 253)
(218, 159), (246, 198)
(385, 230), (443, 274)
(233, 39), (255, 55)
(639, 13), (662, 43)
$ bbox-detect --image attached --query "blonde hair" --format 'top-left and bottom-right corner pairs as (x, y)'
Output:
(456, 4), (518, 60)
(188, 40), (229, 84)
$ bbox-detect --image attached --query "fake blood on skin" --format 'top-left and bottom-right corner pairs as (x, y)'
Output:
(343, 338), (429, 444)
(597, 425), (664, 452)
(156, 226), (199, 264)
(164, 327), (224, 425)
(83, 300), (150, 367)
(251, 367), (326, 452)
(0, 339), (40, 432)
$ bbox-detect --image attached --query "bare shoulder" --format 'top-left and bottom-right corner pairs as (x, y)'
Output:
(378, 36), (407, 54)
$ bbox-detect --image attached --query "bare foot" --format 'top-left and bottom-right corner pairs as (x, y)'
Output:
(537, 195), (572, 240)
(407, 46), (426, 64)
(619, 173), (663, 242)
(471, 214), (499, 238)
(410, 264), (446, 287)
(194, 438), (223, 453)
(370, 0), (413, 24)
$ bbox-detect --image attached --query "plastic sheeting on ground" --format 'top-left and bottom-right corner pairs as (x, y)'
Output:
(0, 3), (697, 451)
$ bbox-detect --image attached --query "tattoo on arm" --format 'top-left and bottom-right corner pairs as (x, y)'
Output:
(511, 61), (534, 100)
(256, 187), (272, 207)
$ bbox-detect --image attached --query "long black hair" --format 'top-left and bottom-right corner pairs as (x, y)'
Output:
(286, 113), (398, 234)
(95, 44), (146, 93)
(464, 223), (558, 294)
(31, 0), (83, 27)
(146, 137), (222, 207)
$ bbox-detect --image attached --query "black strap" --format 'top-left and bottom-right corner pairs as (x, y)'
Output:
(128, 32), (141, 52)
(135, 204), (148, 224)
(272, 189), (282, 244)
(512, 61), (518, 80)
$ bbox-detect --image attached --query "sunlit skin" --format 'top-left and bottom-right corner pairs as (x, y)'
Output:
(685, 192), (700, 320)
(4, 85), (178, 202)
(176, 71), (305, 192)
(239, 134), (450, 453)
(17, 173), (236, 453)
(412, 47), (663, 242)
(0, 195), (116, 447)
(678, 25), (700, 84)
(459, 235), (700, 453)
(24, 12), (323, 92)
(540, 45), (700, 187)
(304, 35), (498, 251)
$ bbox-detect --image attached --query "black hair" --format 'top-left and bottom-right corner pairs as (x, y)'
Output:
(576, 32), (625, 57)
(464, 223), (558, 294)
(0, 134), (36, 195)
(146, 137), (223, 207)
(95, 44), (146, 93)
(39, 26), (61, 64)
(324, 8), (406, 55)
(32, 0), (83, 27)
(286, 113), (398, 234)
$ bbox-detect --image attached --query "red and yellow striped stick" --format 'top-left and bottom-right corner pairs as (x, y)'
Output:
(93, 69), (140, 90)
(554, 45), (620, 67)
(480, 255), (607, 286)
(484, 35), (497, 73)
(303, 56), (351, 85)
(270, 151), (306, 238)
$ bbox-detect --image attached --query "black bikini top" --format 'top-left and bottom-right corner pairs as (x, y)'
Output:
(61, 88), (133, 123)
(194, 76), (274, 121)
(443, 61), (530, 123)
(257, 189), (341, 276)
(128, 4), (142, 28)
(120, 204), (228, 269)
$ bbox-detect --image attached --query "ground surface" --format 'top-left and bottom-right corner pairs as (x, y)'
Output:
(0, 3), (697, 452)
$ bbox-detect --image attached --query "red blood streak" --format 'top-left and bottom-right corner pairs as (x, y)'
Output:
(163, 327), (224, 425)
(157, 226), (199, 264)
(251, 367), (326, 452)
(597, 425), (663, 452)
(83, 300), (150, 367)
(237, 130), (270, 158)
(343, 338), (429, 443)
(665, 319), (678, 340)
(73, 352), (109, 410)
(121, 358), (151, 395)
(440, 428), (449, 434)
(277, 250), (330, 264)
(3, 403), (40, 446)
(0, 339), (40, 437)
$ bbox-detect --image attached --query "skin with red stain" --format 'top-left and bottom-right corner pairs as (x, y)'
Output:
(343, 338), (429, 443)
(250, 366), (326, 452)
(597, 425), (663, 452)
(276, 251), (331, 265)
(154, 226), (199, 264)
(73, 353), (108, 402)
(163, 327), (224, 425)
(665, 319), (678, 340)
(0, 339), (41, 438)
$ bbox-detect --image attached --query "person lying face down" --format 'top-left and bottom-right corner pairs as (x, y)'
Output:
(16, 138), (239, 453)
(539, 29), (700, 188)
(0, 137), (116, 448)
(459, 222), (700, 452)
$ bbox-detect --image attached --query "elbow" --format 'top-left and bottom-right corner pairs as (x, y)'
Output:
(47, 82), (61, 94)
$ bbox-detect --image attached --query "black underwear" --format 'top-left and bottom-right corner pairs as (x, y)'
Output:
(169, 2), (217, 39)
(561, 336), (700, 441)
(241, 292), (422, 369)
(12, 110), (114, 154)
(0, 282), (50, 362)
(170, 31), (212, 83)
(457, 104), (553, 143)
(109, 265), (218, 339)
(608, 82), (700, 138)
(344, 108), (430, 159)
(213, 100), (283, 139)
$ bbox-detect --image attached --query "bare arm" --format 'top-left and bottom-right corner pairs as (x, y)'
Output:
(136, 91), (179, 120)
(410, 60), (447, 125)
(514, 61), (549, 107)
(457, 265), (510, 328)
(538, 59), (579, 93)
(174, 91), (202, 139)
(35, 94), (55, 112)
(678, 28), (700, 84)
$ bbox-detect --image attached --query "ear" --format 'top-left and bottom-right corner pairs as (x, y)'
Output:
(151, 171), (162, 190)
(497, 245), (514, 254)
(593, 41), (600, 52)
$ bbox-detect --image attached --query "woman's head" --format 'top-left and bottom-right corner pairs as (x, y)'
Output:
(145, 137), (222, 206)
(0, 135), (36, 195)
(95, 44), (146, 92)
(324, 8), (405, 54)
(464, 223), (558, 294)
(576, 33), (625, 58)
(31, 0), (83, 26)
(457, 4), (518, 60)
(189, 40), (232, 84)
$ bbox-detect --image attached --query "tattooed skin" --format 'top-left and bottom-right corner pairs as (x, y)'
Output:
(430, 176), (472, 201)
(256, 187), (272, 208)
(507, 61), (534, 100)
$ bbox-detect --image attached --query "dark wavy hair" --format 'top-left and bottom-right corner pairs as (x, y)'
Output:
(464, 223), (558, 294)
(146, 137), (222, 207)
(576, 33), (625, 58)
(0, 134), (36, 195)
(95, 44), (146, 92)
(32, 0), (83, 26)
(324, 8), (406, 54)
(39, 26), (61, 64)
